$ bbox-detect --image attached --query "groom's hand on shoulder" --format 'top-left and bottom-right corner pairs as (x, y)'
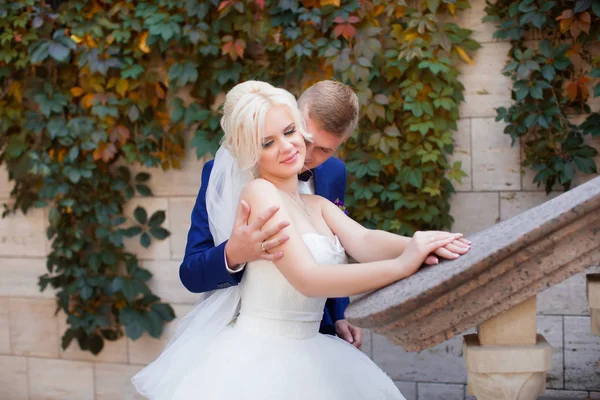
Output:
(224, 200), (291, 268)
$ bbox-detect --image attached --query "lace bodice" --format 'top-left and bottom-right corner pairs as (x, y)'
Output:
(235, 234), (347, 338)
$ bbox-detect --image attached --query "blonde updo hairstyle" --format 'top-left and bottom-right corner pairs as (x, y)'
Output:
(220, 81), (312, 171)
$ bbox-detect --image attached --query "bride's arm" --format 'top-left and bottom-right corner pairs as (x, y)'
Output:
(318, 197), (411, 263)
(240, 179), (457, 298)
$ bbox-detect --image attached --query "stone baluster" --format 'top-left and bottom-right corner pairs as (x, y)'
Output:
(463, 297), (552, 400)
(587, 274), (600, 336)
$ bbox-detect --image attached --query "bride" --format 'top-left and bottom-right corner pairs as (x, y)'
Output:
(132, 81), (464, 399)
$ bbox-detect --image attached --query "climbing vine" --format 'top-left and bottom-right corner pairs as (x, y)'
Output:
(485, 0), (599, 193)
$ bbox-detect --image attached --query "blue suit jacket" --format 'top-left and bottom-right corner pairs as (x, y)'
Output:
(179, 157), (351, 335)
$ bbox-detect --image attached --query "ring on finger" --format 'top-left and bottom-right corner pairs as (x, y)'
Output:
(261, 242), (269, 253)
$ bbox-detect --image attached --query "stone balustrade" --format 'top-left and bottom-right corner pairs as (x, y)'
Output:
(346, 175), (600, 399)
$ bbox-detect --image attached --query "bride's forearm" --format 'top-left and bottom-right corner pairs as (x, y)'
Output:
(347, 230), (410, 263)
(292, 259), (412, 298)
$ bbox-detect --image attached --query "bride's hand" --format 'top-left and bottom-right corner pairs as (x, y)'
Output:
(224, 200), (290, 268)
(398, 231), (463, 275)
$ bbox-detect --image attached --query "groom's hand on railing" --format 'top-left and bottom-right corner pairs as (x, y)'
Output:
(225, 200), (291, 268)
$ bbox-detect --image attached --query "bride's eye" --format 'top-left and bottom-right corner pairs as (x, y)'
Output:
(262, 141), (274, 148)
(284, 128), (296, 136)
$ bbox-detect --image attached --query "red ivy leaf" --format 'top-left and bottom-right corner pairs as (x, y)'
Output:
(110, 125), (130, 145)
(217, 1), (230, 12)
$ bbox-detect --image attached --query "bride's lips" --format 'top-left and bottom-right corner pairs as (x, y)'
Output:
(281, 152), (299, 164)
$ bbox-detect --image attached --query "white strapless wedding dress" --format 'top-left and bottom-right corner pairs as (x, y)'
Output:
(132, 234), (405, 400)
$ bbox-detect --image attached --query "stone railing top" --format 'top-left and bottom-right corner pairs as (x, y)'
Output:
(346, 176), (600, 352)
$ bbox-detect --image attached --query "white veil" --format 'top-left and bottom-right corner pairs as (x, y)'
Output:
(131, 146), (252, 398)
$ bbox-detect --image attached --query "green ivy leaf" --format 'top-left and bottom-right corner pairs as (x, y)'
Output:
(573, 156), (598, 174)
(68, 169), (81, 183)
(122, 279), (137, 302)
(539, 40), (553, 58)
(553, 57), (570, 71)
(427, 0), (439, 12)
(541, 65), (555, 81)
(408, 169), (423, 188)
(149, 227), (170, 240)
(136, 184), (152, 197)
(121, 226), (142, 237)
(148, 210), (166, 227)
(49, 41), (70, 62)
(168, 61), (199, 87)
(61, 328), (79, 350)
(125, 319), (144, 341)
(134, 207), (147, 225)
(140, 232), (151, 248)
(121, 64), (144, 79)
(151, 303), (176, 321)
(29, 41), (50, 63)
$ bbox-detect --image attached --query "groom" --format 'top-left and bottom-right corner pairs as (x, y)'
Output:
(180, 80), (365, 347)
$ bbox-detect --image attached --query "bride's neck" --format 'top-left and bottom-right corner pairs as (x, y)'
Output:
(261, 174), (299, 195)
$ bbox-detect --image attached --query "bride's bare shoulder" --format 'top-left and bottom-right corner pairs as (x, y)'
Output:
(241, 178), (282, 205)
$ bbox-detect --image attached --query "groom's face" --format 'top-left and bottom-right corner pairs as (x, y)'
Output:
(302, 109), (346, 170)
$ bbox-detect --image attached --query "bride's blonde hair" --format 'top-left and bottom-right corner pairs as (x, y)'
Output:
(220, 81), (311, 171)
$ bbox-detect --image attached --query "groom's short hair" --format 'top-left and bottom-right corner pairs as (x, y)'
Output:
(298, 80), (359, 138)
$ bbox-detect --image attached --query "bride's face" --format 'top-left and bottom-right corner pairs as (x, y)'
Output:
(257, 104), (306, 179)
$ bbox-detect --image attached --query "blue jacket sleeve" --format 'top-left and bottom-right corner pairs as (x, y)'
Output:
(325, 160), (350, 323)
(179, 161), (244, 293)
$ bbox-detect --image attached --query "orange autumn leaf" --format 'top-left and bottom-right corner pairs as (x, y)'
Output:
(557, 9), (574, 33)
(578, 76), (590, 100)
(334, 23), (357, 39)
(155, 110), (171, 126)
(93, 142), (117, 163)
(128, 91), (141, 102)
(155, 82), (166, 99)
(373, 5), (385, 16)
(139, 31), (150, 54)
(116, 79), (129, 97)
(84, 34), (98, 48)
(404, 32), (419, 42)
(81, 93), (95, 108)
(320, 0), (341, 6)
(456, 46), (474, 65)
(234, 39), (246, 59)
(395, 6), (406, 18)
(222, 41), (233, 55)
(70, 87), (85, 97)
(448, 3), (456, 16)
(85, 0), (104, 19)
(8, 81), (22, 103)
(57, 149), (67, 163)
(565, 80), (579, 101)
(110, 125), (130, 145)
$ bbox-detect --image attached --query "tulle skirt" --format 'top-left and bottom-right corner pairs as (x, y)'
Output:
(133, 319), (405, 400)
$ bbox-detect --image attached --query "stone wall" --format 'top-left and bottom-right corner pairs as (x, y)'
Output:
(1, 1), (599, 398)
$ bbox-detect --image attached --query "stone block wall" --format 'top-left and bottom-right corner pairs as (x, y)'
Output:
(1, 1), (599, 398)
